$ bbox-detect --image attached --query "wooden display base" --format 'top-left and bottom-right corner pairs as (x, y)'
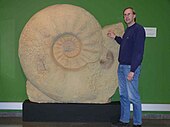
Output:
(23, 100), (120, 122)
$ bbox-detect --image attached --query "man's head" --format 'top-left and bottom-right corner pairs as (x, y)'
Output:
(123, 7), (136, 27)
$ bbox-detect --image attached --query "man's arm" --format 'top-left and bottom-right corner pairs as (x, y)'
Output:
(131, 26), (145, 72)
(128, 26), (145, 81)
(107, 30), (122, 44)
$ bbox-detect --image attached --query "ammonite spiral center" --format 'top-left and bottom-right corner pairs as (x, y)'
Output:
(62, 39), (80, 58)
(53, 33), (81, 58)
(52, 33), (83, 69)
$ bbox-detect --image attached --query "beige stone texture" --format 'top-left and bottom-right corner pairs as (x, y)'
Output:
(18, 4), (124, 103)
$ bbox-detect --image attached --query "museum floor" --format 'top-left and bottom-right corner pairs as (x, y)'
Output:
(0, 117), (170, 127)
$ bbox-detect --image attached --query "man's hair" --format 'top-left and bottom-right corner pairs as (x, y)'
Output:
(123, 7), (136, 22)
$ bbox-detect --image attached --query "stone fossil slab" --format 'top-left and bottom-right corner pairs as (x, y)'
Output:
(18, 4), (124, 103)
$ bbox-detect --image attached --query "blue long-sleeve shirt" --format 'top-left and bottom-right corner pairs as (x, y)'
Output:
(115, 23), (146, 72)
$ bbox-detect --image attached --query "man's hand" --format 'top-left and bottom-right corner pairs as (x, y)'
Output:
(107, 30), (116, 39)
(127, 72), (134, 81)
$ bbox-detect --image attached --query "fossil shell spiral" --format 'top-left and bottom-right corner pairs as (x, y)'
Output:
(18, 4), (124, 103)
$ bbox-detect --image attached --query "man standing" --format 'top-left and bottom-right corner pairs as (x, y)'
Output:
(107, 7), (146, 127)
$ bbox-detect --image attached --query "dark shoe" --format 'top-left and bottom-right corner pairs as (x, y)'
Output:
(133, 125), (142, 127)
(111, 121), (129, 127)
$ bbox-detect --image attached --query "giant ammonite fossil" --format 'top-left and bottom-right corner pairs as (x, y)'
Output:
(18, 4), (124, 103)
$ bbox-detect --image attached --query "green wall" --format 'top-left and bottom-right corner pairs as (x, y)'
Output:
(0, 0), (170, 103)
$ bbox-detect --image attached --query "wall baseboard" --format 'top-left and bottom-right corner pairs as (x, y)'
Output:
(0, 102), (170, 111)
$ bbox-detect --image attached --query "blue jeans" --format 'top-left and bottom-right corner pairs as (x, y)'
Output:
(118, 64), (142, 125)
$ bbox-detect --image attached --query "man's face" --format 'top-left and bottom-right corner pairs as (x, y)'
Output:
(123, 8), (136, 25)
